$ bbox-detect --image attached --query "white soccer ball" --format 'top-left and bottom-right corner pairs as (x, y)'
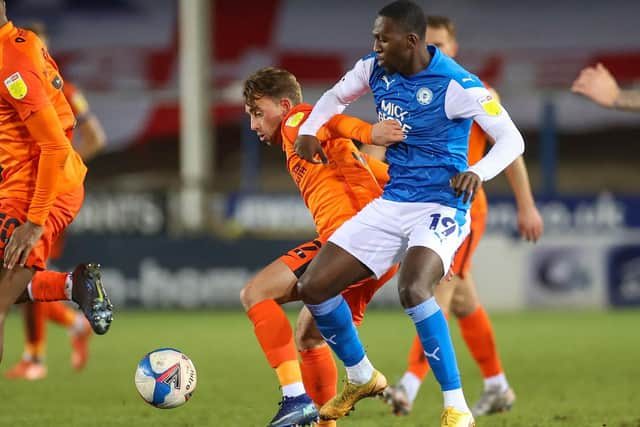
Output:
(134, 348), (197, 409)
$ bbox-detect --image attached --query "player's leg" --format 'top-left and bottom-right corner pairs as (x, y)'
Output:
(399, 203), (473, 426)
(0, 267), (37, 364)
(295, 307), (337, 427)
(43, 300), (92, 371)
(385, 240), (464, 415)
(298, 200), (407, 420)
(295, 264), (397, 426)
(240, 242), (321, 427)
(4, 301), (48, 379)
(451, 273), (515, 416)
(17, 188), (113, 334)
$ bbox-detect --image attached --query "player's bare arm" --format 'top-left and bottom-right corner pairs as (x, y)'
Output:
(572, 63), (640, 112)
(502, 157), (543, 242)
(484, 133), (543, 242)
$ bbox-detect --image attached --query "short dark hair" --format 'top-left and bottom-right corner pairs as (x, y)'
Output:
(242, 67), (302, 109)
(426, 15), (457, 39)
(378, 1), (426, 39)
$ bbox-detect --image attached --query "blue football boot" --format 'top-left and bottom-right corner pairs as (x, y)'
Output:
(267, 393), (319, 427)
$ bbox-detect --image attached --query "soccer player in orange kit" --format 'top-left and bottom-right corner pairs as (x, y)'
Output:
(240, 67), (403, 427)
(3, 21), (108, 380)
(0, 1), (113, 368)
(377, 15), (544, 418)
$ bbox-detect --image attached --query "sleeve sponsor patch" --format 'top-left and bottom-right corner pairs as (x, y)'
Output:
(4, 72), (28, 100)
(477, 94), (502, 116)
(285, 111), (305, 128)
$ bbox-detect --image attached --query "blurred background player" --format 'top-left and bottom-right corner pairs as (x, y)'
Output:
(379, 15), (543, 418)
(1, 16), (109, 380)
(241, 66), (402, 427)
(571, 63), (640, 112)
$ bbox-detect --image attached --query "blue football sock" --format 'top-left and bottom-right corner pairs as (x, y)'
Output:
(405, 297), (461, 391)
(306, 295), (365, 367)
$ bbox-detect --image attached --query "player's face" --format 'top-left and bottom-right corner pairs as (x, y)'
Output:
(426, 27), (458, 58)
(245, 96), (286, 145)
(372, 16), (411, 74)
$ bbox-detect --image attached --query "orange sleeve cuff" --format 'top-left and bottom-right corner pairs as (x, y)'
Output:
(24, 105), (74, 225)
(317, 114), (373, 144)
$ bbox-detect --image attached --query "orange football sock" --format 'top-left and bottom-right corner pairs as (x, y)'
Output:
(23, 302), (47, 361)
(300, 344), (337, 405)
(247, 300), (301, 386)
(29, 271), (70, 302)
(407, 311), (449, 380)
(458, 305), (503, 378)
(45, 301), (76, 327)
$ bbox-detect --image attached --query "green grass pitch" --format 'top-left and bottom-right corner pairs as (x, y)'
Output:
(1, 308), (639, 426)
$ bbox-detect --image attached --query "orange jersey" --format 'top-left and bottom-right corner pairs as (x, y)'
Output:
(62, 81), (90, 122)
(467, 122), (488, 217)
(280, 104), (385, 239)
(0, 22), (87, 224)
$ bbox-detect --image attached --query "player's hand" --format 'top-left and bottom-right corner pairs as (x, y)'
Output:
(450, 171), (481, 203)
(371, 120), (404, 146)
(294, 135), (328, 164)
(571, 63), (620, 108)
(4, 221), (43, 269)
(517, 204), (544, 242)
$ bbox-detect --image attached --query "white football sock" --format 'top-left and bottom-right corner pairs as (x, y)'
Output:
(443, 388), (470, 413)
(345, 355), (374, 385)
(399, 371), (421, 403)
(282, 381), (305, 398)
(483, 372), (509, 392)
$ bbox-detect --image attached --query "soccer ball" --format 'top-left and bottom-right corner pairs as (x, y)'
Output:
(134, 348), (197, 409)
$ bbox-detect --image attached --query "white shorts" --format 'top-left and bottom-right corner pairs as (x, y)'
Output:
(329, 198), (470, 278)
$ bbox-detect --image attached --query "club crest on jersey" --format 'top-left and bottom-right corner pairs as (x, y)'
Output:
(285, 111), (305, 128)
(416, 87), (433, 105)
(4, 72), (27, 100)
(477, 94), (502, 116)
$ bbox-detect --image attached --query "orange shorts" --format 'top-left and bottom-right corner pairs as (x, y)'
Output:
(280, 238), (398, 326)
(451, 209), (487, 278)
(0, 186), (84, 270)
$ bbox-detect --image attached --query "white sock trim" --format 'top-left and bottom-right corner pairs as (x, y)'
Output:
(64, 273), (73, 300)
(345, 355), (374, 385)
(281, 382), (305, 398)
(27, 281), (33, 301)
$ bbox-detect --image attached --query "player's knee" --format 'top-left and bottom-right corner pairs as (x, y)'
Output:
(239, 283), (260, 311)
(450, 293), (477, 318)
(296, 274), (324, 305)
(398, 280), (434, 308)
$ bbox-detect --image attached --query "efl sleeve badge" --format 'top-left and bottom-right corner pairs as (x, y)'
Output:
(4, 72), (28, 100)
(477, 94), (502, 116)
